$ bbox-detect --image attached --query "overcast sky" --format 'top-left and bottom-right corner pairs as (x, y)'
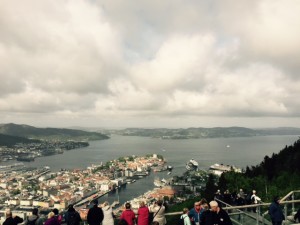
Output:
(1, 0), (300, 129)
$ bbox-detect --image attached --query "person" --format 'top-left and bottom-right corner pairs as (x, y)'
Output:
(65, 204), (81, 225)
(44, 212), (60, 225)
(223, 190), (232, 206)
(3, 209), (24, 225)
(24, 208), (43, 225)
(52, 209), (62, 225)
(149, 200), (166, 225)
(188, 201), (202, 225)
(294, 208), (300, 222)
(209, 200), (232, 225)
(268, 196), (285, 225)
(137, 201), (149, 225)
(200, 204), (214, 225)
(101, 201), (115, 225)
(235, 194), (245, 221)
(120, 202), (135, 225)
(251, 190), (261, 213)
(87, 199), (104, 225)
(180, 208), (191, 225)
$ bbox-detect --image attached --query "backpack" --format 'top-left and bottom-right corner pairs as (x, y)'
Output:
(27, 217), (38, 225)
(251, 196), (255, 204)
(178, 215), (187, 225)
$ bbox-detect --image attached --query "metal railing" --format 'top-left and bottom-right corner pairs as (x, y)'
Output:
(164, 191), (300, 225)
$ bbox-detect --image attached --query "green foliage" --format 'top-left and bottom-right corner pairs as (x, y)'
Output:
(216, 138), (300, 202)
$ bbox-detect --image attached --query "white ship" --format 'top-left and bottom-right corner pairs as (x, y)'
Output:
(154, 177), (165, 187)
(186, 159), (199, 171)
(209, 163), (242, 176)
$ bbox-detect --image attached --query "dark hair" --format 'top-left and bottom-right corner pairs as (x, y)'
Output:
(52, 208), (59, 215)
(68, 204), (75, 212)
(93, 199), (98, 205)
(157, 200), (163, 206)
(32, 208), (39, 216)
(125, 202), (131, 209)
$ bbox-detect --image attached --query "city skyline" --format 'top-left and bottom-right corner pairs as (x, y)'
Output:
(1, 1), (300, 128)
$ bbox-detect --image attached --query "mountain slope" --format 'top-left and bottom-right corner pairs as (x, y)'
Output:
(0, 123), (109, 141)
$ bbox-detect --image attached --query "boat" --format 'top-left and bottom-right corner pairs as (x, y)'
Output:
(154, 177), (165, 187)
(186, 159), (199, 171)
(209, 163), (242, 176)
(167, 171), (171, 175)
(167, 165), (173, 171)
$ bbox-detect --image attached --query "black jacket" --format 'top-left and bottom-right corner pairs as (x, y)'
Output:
(87, 206), (104, 225)
(3, 216), (24, 225)
(214, 208), (232, 225)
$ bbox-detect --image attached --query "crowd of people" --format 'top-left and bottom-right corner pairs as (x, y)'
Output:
(1, 192), (299, 225)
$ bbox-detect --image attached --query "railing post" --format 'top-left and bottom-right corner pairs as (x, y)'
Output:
(284, 203), (287, 222)
(257, 205), (260, 225)
(292, 192), (295, 213)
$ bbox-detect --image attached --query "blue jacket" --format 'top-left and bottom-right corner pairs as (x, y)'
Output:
(188, 207), (203, 223)
(269, 201), (284, 222)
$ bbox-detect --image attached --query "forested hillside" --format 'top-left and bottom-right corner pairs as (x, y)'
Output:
(215, 138), (300, 201)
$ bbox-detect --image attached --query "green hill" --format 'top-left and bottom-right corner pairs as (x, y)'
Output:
(0, 133), (41, 147)
(0, 123), (110, 141)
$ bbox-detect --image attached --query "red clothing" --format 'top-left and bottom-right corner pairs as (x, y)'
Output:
(137, 206), (149, 225)
(120, 209), (135, 225)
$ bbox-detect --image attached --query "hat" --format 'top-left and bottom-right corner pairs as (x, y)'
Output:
(93, 199), (98, 205)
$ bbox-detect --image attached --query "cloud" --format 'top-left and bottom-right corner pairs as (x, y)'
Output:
(1, 0), (300, 127)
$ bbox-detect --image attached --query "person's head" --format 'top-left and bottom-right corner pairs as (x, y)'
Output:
(194, 201), (201, 209)
(209, 201), (219, 212)
(102, 201), (109, 207)
(52, 208), (59, 215)
(93, 199), (98, 206)
(5, 209), (12, 218)
(274, 196), (280, 203)
(156, 200), (163, 206)
(125, 202), (131, 209)
(139, 201), (145, 207)
(252, 190), (256, 194)
(183, 208), (189, 214)
(48, 212), (55, 219)
(202, 203), (209, 211)
(68, 204), (75, 212)
(32, 208), (39, 216)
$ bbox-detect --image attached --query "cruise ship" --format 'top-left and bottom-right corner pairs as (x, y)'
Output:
(186, 159), (199, 171)
(209, 163), (242, 176)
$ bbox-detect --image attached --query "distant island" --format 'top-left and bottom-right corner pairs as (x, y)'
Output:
(108, 127), (300, 139)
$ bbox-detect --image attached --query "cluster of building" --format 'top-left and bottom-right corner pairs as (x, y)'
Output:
(0, 154), (171, 219)
(0, 141), (89, 162)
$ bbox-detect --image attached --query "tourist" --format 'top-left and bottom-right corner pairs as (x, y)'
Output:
(101, 201), (115, 225)
(44, 212), (60, 225)
(188, 201), (202, 225)
(294, 208), (300, 222)
(24, 208), (44, 225)
(149, 200), (166, 225)
(120, 202), (136, 225)
(223, 190), (232, 206)
(87, 199), (104, 225)
(251, 190), (261, 213)
(52, 209), (62, 225)
(209, 200), (232, 225)
(137, 201), (149, 225)
(180, 208), (191, 225)
(199, 203), (214, 225)
(65, 204), (81, 225)
(3, 209), (24, 225)
(268, 196), (285, 225)
(235, 194), (245, 220)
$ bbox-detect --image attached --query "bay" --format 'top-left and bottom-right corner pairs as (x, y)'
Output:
(19, 135), (299, 204)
